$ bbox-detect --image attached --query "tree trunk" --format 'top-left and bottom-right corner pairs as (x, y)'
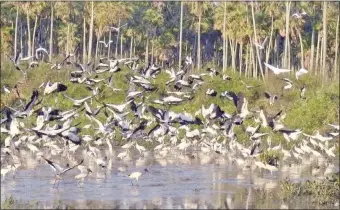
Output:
(226, 36), (229, 68)
(265, 16), (274, 79)
(95, 35), (100, 60)
(245, 44), (249, 77)
(322, 1), (327, 81)
(297, 29), (304, 68)
(251, 1), (265, 81)
(230, 39), (235, 71)
(26, 10), (31, 57)
(197, 14), (201, 72)
(120, 33), (123, 58)
(115, 19), (120, 58)
(20, 21), (23, 54)
(222, 1), (226, 72)
(66, 23), (70, 55)
(239, 41), (243, 76)
(83, 16), (86, 64)
(108, 31), (111, 58)
(130, 36), (133, 59)
(49, 3), (54, 62)
(334, 15), (339, 77)
(315, 32), (321, 75)
(145, 37), (149, 65)
(283, 1), (291, 68)
(310, 27), (315, 72)
(14, 5), (18, 56)
(178, 1), (183, 71)
(88, 1), (94, 62)
(151, 40), (154, 64)
(31, 15), (38, 58)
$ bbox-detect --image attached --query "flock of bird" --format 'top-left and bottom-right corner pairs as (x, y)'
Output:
(1, 42), (339, 192)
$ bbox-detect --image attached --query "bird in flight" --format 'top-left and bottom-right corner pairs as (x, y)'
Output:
(264, 62), (291, 75)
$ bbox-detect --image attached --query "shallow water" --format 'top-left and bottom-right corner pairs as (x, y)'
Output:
(1, 148), (338, 209)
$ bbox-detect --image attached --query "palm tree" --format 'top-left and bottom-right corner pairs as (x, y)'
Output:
(178, 1), (183, 71)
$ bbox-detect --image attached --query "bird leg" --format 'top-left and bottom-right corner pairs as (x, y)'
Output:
(131, 180), (134, 186)
(53, 177), (57, 188)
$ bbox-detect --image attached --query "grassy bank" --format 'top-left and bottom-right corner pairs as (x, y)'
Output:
(0, 60), (339, 149)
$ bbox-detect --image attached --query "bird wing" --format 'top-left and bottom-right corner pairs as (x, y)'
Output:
(263, 62), (277, 72)
(63, 93), (75, 102)
(264, 91), (271, 99)
(42, 156), (63, 172)
(74, 62), (85, 72)
(60, 159), (84, 175)
(225, 91), (238, 108)
(23, 90), (39, 113)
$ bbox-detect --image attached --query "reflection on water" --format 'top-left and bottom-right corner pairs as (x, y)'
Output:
(1, 148), (338, 209)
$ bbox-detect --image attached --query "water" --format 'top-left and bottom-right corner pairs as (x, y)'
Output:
(1, 148), (338, 209)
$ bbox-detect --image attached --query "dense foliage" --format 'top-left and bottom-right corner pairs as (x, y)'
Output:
(0, 1), (339, 80)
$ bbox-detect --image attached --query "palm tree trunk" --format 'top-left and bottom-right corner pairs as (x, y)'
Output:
(107, 31), (111, 58)
(297, 29), (304, 68)
(334, 15), (339, 77)
(222, 1), (226, 72)
(130, 36), (133, 59)
(226, 36), (229, 67)
(26, 10), (31, 57)
(178, 1), (183, 71)
(151, 40), (154, 64)
(239, 41), (243, 76)
(115, 19), (120, 58)
(83, 16), (86, 64)
(322, 1), (327, 81)
(251, 1), (265, 81)
(283, 1), (291, 68)
(197, 14), (201, 72)
(88, 1), (94, 62)
(145, 37), (149, 65)
(95, 35), (99, 60)
(265, 16), (274, 79)
(310, 27), (315, 73)
(66, 23), (70, 55)
(230, 39), (235, 71)
(49, 3), (54, 62)
(31, 15), (38, 58)
(245, 44), (249, 77)
(20, 21), (23, 54)
(120, 33), (123, 58)
(315, 32), (321, 75)
(14, 5), (18, 56)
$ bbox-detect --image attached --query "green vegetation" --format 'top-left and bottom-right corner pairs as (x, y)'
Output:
(0, 60), (338, 151)
(280, 176), (340, 205)
(1, 2), (339, 82)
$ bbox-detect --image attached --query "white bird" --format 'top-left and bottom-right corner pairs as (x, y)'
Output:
(281, 78), (293, 90)
(253, 36), (268, 50)
(75, 167), (92, 188)
(264, 62), (291, 75)
(42, 156), (84, 188)
(327, 124), (339, 130)
(35, 47), (49, 59)
(128, 170), (147, 186)
(99, 40), (113, 48)
(63, 93), (93, 106)
(292, 11), (307, 19)
(295, 68), (308, 80)
(135, 142), (146, 155)
(3, 86), (10, 94)
(110, 23), (128, 32)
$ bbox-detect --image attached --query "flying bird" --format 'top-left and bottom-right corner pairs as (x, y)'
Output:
(264, 62), (291, 75)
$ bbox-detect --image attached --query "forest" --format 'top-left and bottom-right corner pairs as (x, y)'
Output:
(1, 1), (339, 81)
